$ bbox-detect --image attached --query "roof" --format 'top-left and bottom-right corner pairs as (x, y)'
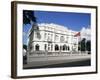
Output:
(38, 23), (68, 31)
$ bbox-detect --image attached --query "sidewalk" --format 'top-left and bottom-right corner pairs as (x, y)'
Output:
(23, 54), (91, 69)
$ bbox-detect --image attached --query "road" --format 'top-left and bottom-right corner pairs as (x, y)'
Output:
(23, 54), (91, 69)
(24, 59), (90, 69)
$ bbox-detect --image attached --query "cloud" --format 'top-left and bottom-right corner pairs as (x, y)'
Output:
(80, 27), (91, 40)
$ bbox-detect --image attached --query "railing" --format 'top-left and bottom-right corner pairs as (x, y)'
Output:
(28, 51), (90, 57)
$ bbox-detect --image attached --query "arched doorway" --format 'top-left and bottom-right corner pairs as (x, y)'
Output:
(67, 46), (70, 51)
(35, 44), (39, 51)
(55, 44), (59, 51)
(63, 44), (67, 51)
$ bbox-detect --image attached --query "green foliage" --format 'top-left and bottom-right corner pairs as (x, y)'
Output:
(23, 10), (36, 25)
(86, 40), (91, 51)
(81, 38), (86, 51)
(23, 44), (27, 50)
(78, 38), (91, 53)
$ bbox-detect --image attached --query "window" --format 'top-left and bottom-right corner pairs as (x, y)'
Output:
(47, 33), (51, 41)
(55, 44), (59, 51)
(60, 36), (64, 42)
(44, 44), (47, 50)
(29, 33), (33, 42)
(50, 34), (53, 41)
(68, 46), (70, 51)
(44, 33), (47, 39)
(37, 32), (41, 39)
(63, 45), (67, 51)
(29, 44), (33, 51)
(51, 44), (53, 51)
(55, 35), (58, 41)
(48, 46), (50, 51)
(48, 43), (51, 51)
(35, 31), (41, 39)
(35, 44), (39, 51)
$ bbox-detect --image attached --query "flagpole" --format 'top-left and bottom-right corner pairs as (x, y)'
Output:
(85, 37), (86, 54)
(79, 32), (81, 54)
(74, 32), (81, 54)
(79, 33), (81, 54)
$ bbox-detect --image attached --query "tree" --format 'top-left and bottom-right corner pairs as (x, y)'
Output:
(23, 10), (37, 25)
(86, 40), (91, 54)
(81, 38), (86, 51)
(23, 10), (41, 40)
(78, 41), (81, 51)
(23, 10), (39, 32)
(78, 38), (86, 51)
(78, 38), (91, 54)
(23, 44), (27, 50)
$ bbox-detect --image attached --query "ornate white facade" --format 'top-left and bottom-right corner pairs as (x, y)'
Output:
(27, 23), (79, 55)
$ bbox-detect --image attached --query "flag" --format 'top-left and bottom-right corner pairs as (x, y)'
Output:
(74, 32), (80, 37)
(74, 32), (81, 52)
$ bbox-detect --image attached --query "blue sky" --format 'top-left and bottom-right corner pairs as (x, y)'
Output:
(23, 10), (91, 45)
(34, 11), (90, 31)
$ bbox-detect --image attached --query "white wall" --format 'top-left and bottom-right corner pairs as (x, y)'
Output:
(0, 0), (100, 80)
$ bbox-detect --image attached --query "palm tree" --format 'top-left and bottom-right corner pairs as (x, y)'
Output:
(23, 10), (37, 25)
(23, 10), (41, 39)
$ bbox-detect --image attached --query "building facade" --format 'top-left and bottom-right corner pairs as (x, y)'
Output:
(27, 23), (79, 55)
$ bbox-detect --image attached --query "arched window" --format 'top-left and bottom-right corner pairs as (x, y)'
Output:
(29, 44), (33, 51)
(35, 44), (39, 51)
(55, 44), (59, 51)
(63, 45), (67, 51)
(68, 46), (70, 51)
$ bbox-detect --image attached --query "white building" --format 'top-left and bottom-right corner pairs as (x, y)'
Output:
(27, 23), (79, 55)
